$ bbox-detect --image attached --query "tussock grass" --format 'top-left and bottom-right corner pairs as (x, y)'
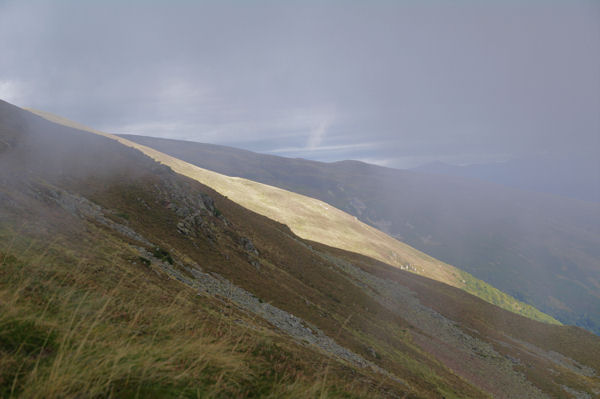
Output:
(0, 239), (376, 398)
(0, 253), (245, 398)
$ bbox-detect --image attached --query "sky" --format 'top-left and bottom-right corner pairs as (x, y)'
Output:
(0, 0), (598, 168)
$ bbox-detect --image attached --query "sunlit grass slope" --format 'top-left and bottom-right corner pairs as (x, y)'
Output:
(27, 108), (559, 325)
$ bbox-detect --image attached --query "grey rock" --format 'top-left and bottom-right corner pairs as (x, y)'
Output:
(134, 248), (392, 377)
(240, 237), (259, 255)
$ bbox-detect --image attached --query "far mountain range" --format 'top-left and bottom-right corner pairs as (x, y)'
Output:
(414, 157), (600, 203)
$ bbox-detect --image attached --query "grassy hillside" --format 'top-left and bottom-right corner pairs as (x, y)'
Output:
(1, 99), (599, 398)
(27, 109), (558, 325)
(116, 134), (600, 334)
(0, 240), (366, 398)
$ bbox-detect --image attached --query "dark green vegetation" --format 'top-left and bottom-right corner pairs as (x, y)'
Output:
(120, 135), (600, 335)
(1, 99), (599, 398)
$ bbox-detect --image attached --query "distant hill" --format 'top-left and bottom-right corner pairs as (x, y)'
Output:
(414, 157), (600, 203)
(118, 134), (600, 335)
(2, 99), (600, 397)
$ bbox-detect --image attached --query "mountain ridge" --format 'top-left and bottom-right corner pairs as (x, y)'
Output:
(25, 107), (559, 325)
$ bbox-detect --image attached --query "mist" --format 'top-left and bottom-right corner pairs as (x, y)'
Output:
(2, 3), (600, 396)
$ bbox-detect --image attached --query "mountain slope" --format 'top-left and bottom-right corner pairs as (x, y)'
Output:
(116, 134), (600, 334)
(27, 109), (557, 325)
(1, 99), (599, 397)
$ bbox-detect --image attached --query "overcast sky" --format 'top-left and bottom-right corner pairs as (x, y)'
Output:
(1, 0), (598, 168)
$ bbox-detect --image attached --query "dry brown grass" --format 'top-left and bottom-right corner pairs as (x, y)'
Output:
(0, 233), (383, 399)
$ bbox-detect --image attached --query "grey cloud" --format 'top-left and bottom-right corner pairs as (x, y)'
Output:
(0, 0), (598, 168)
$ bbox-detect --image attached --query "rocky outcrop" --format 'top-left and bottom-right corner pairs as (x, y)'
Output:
(175, 211), (207, 237)
(156, 178), (218, 217)
(151, 178), (227, 241)
(240, 237), (259, 255)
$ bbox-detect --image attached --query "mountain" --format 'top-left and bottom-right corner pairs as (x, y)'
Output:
(116, 134), (600, 335)
(28, 109), (557, 325)
(2, 99), (600, 397)
(414, 157), (600, 203)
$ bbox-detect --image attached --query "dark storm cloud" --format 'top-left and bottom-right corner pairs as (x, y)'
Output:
(1, 0), (598, 167)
